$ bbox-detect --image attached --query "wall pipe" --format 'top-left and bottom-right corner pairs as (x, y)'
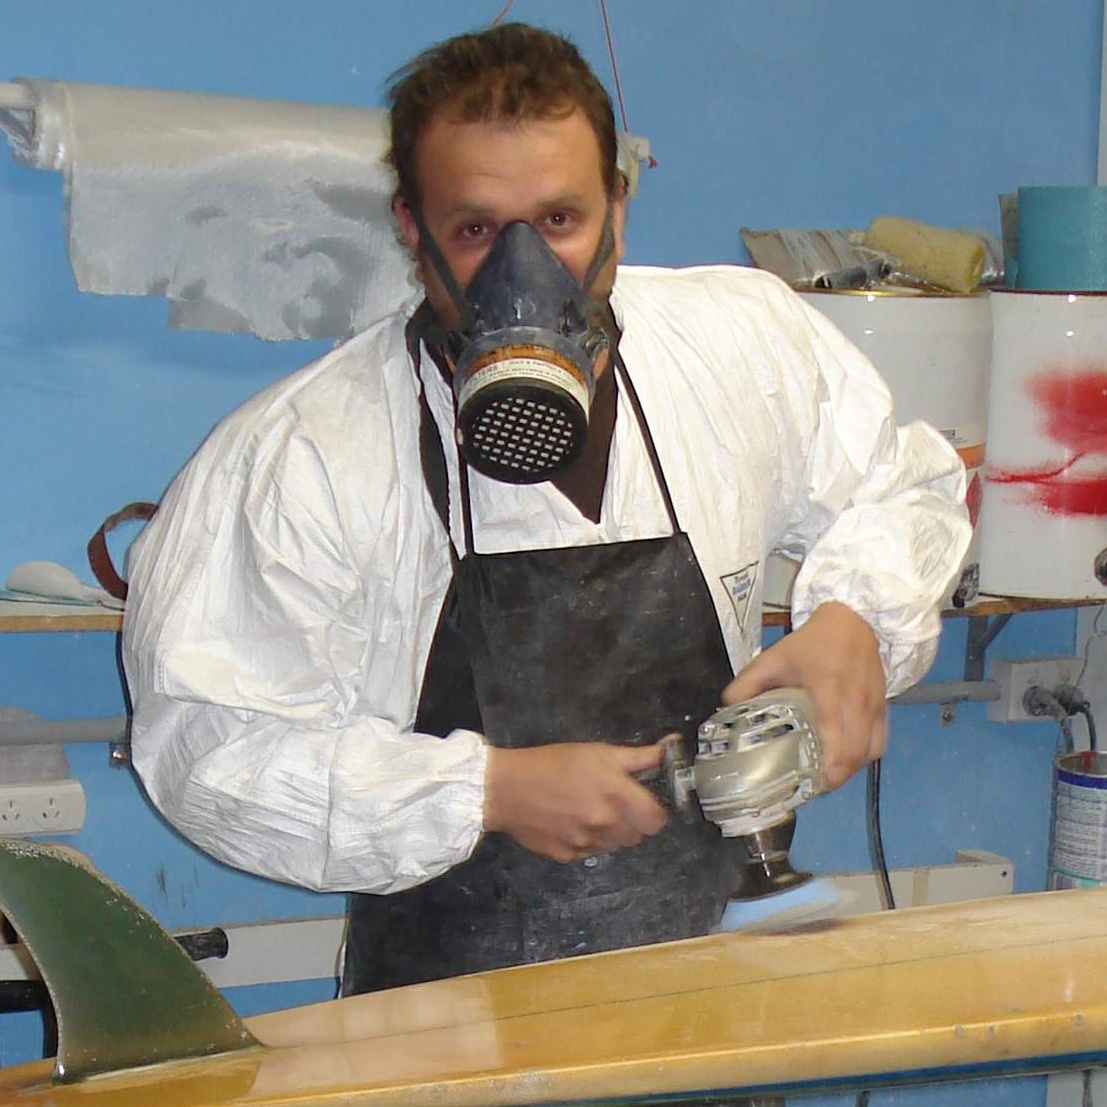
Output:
(891, 680), (1001, 705)
(0, 716), (127, 747)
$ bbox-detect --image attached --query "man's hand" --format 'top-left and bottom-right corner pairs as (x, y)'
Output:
(722, 602), (887, 790)
(483, 742), (669, 863)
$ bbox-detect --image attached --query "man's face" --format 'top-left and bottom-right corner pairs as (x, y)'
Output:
(393, 105), (627, 332)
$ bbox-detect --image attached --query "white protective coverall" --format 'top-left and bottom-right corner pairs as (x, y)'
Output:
(122, 264), (971, 894)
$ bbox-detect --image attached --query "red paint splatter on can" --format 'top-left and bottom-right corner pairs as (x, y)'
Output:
(984, 365), (1107, 517)
(1028, 367), (1107, 453)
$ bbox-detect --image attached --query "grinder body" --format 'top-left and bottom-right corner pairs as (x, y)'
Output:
(666, 688), (827, 900)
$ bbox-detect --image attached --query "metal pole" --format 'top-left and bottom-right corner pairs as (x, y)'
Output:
(0, 716), (128, 747)
(891, 680), (1000, 706)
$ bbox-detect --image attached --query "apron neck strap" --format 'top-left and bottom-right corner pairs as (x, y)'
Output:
(601, 302), (682, 535)
(406, 303), (467, 560)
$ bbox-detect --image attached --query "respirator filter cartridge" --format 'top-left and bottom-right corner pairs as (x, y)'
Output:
(455, 341), (592, 483)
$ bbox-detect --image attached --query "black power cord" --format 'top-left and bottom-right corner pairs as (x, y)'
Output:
(867, 757), (896, 912)
(856, 759), (895, 1107)
(1077, 703), (1099, 754)
(1024, 684), (1098, 753)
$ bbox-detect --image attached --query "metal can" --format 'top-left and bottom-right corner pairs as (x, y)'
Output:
(1048, 751), (1107, 889)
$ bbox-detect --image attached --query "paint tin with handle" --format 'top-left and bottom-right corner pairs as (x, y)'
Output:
(978, 289), (1107, 599)
(1048, 751), (1107, 889)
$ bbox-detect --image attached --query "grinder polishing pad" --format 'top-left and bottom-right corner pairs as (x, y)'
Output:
(714, 877), (851, 933)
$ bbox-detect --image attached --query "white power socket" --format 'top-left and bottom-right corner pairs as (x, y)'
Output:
(0, 779), (86, 836)
(987, 656), (1083, 723)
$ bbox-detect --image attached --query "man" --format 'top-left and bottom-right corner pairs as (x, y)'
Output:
(122, 23), (969, 994)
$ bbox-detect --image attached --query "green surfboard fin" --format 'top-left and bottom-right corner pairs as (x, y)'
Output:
(0, 838), (257, 1083)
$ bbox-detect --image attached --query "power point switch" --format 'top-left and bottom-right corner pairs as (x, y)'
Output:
(987, 656), (1083, 723)
(0, 779), (86, 836)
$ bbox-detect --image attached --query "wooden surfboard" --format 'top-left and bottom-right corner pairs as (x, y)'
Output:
(1, 839), (1107, 1105)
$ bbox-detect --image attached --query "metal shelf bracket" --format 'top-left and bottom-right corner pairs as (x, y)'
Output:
(964, 613), (1013, 683)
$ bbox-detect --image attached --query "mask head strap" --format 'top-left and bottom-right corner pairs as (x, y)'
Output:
(408, 204), (475, 332)
(580, 202), (617, 304)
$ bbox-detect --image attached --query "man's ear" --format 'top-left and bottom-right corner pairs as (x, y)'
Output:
(393, 195), (420, 256)
(611, 177), (629, 263)
(393, 195), (425, 282)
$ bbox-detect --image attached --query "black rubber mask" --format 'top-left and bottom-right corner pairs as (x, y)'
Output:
(434, 220), (611, 484)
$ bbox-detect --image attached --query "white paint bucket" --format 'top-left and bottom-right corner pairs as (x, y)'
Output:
(977, 289), (1107, 600)
(786, 290), (990, 606)
(1048, 752), (1107, 889)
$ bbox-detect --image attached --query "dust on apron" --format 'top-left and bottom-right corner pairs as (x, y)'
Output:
(342, 307), (738, 994)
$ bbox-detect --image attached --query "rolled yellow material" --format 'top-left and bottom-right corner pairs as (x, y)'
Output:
(863, 216), (985, 294)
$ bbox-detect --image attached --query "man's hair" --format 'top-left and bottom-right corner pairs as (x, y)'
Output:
(386, 22), (618, 212)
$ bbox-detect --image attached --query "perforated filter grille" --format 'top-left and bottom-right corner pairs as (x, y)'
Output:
(464, 392), (583, 478)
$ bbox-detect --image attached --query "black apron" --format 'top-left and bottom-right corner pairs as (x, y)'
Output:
(341, 311), (738, 994)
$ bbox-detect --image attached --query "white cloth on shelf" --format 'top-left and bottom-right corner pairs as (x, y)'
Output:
(0, 79), (416, 340)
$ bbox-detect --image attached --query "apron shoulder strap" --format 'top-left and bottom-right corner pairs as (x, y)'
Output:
(87, 501), (158, 600)
(601, 302), (683, 535)
(406, 303), (462, 557)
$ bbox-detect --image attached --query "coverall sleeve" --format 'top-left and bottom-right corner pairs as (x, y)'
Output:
(771, 289), (972, 695)
(122, 416), (487, 895)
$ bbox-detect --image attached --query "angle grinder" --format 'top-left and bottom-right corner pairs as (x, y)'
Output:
(663, 688), (827, 900)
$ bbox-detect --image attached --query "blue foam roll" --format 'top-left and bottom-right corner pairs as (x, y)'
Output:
(714, 877), (848, 932)
(1017, 185), (1107, 291)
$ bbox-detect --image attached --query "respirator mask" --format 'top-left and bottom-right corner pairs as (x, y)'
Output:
(426, 219), (613, 484)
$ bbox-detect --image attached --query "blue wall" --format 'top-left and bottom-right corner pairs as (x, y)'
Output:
(0, 3), (1100, 1103)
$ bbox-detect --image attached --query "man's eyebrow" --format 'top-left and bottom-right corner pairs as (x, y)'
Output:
(439, 202), (495, 221)
(535, 190), (591, 211)
(440, 190), (592, 220)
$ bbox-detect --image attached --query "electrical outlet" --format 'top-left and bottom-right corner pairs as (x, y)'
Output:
(0, 779), (85, 836)
(987, 656), (1083, 723)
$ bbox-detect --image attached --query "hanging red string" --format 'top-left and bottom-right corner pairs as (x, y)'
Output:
(488, 0), (655, 171)
(598, 0), (657, 168)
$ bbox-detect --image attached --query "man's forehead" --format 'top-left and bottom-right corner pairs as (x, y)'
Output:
(412, 110), (606, 202)
(418, 106), (596, 146)
(433, 96), (579, 129)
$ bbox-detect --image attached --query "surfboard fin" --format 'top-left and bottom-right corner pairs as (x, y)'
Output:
(0, 838), (257, 1083)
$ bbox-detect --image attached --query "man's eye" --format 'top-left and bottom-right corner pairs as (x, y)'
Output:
(546, 212), (570, 228)
(459, 222), (487, 240)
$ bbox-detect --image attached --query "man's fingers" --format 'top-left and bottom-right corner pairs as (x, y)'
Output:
(488, 742), (673, 863)
(810, 683), (888, 789)
(808, 686), (850, 788)
(620, 785), (669, 837)
(721, 656), (769, 705)
(869, 700), (889, 762)
(614, 742), (666, 775)
(599, 743), (671, 839)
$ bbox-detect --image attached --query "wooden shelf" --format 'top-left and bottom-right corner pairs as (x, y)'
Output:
(0, 601), (123, 633)
(760, 594), (1103, 630)
(946, 594), (1105, 618)
(0, 595), (1100, 635)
